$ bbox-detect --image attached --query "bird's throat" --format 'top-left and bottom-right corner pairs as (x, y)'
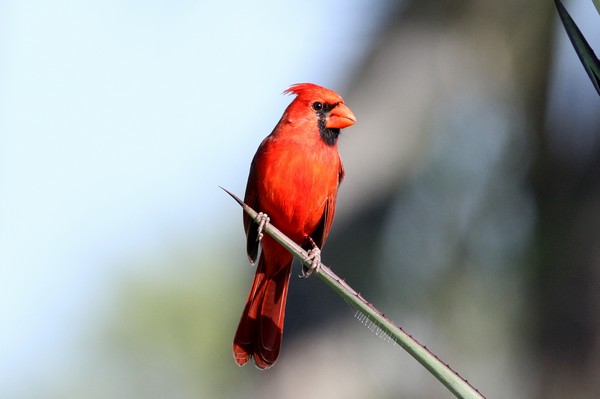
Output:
(318, 120), (340, 147)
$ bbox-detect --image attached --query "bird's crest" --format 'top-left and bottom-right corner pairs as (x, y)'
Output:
(283, 83), (343, 103)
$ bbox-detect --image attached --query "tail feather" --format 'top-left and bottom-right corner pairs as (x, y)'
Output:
(233, 255), (292, 369)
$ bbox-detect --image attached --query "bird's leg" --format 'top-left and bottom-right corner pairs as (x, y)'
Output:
(300, 237), (321, 278)
(255, 212), (270, 242)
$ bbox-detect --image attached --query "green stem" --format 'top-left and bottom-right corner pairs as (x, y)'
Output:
(555, 0), (600, 96)
(222, 187), (485, 399)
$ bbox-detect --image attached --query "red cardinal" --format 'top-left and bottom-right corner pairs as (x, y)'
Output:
(233, 83), (356, 368)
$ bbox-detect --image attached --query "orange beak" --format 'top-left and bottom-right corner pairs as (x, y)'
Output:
(326, 103), (356, 129)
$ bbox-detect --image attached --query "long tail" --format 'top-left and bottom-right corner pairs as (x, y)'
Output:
(232, 254), (292, 369)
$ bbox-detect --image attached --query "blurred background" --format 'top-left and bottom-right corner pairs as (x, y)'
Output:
(1, 0), (600, 397)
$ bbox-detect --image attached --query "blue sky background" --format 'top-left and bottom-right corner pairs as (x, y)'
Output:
(0, 1), (382, 395)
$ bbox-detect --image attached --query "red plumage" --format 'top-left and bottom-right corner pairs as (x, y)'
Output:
(232, 83), (355, 368)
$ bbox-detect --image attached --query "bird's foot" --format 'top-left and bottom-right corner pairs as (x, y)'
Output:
(256, 212), (270, 242)
(300, 238), (321, 278)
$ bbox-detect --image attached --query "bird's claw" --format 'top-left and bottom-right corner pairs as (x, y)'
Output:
(256, 212), (270, 242)
(300, 238), (321, 278)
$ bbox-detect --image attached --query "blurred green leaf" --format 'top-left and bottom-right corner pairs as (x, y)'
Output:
(554, 0), (600, 96)
(594, 0), (600, 15)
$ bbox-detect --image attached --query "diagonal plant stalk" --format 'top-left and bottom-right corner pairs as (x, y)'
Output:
(221, 187), (485, 399)
(555, 0), (600, 96)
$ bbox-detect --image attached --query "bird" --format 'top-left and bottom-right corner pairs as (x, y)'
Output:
(232, 83), (356, 369)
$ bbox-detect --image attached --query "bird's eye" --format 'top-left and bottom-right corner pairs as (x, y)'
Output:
(312, 102), (323, 111)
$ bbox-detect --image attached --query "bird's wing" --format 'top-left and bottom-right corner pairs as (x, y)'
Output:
(243, 159), (260, 264)
(309, 160), (343, 249)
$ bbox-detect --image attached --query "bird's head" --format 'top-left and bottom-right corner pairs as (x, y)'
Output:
(283, 83), (356, 146)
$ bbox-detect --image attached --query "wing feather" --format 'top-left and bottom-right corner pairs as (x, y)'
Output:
(244, 160), (260, 264)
